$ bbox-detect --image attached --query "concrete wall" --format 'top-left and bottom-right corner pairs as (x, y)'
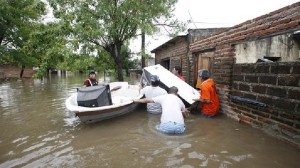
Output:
(236, 34), (300, 63)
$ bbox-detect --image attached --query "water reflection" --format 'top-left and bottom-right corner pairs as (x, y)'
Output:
(0, 74), (299, 168)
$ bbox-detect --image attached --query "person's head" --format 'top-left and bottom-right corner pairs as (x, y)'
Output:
(150, 75), (160, 86)
(198, 69), (209, 81)
(89, 71), (96, 79)
(168, 86), (178, 95)
(172, 66), (182, 75)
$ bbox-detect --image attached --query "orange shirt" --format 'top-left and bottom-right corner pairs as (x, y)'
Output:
(200, 79), (219, 116)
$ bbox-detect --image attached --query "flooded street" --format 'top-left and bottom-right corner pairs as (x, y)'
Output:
(0, 73), (299, 168)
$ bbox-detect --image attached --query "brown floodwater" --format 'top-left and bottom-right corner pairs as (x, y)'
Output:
(0, 73), (299, 168)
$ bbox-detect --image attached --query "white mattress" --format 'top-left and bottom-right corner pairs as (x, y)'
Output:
(143, 64), (200, 104)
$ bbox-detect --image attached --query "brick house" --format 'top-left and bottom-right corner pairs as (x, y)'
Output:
(0, 65), (35, 79)
(152, 2), (300, 147)
(151, 28), (225, 84)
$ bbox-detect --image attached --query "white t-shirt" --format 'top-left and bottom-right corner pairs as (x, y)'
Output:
(152, 94), (185, 124)
(141, 86), (167, 114)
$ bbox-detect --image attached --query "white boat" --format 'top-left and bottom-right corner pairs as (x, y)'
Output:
(141, 64), (200, 105)
(65, 82), (143, 124)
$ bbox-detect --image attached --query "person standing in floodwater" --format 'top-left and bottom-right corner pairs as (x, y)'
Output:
(133, 86), (189, 134)
(187, 69), (219, 117)
(84, 71), (98, 87)
(140, 75), (167, 114)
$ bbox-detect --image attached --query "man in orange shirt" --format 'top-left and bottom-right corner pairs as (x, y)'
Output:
(186, 70), (219, 117)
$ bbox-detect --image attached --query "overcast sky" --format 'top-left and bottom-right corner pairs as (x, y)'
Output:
(130, 0), (299, 55)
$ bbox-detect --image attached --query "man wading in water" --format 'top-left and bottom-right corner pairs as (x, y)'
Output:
(133, 86), (189, 134)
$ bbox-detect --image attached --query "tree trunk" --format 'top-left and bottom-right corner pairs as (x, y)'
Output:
(20, 65), (25, 78)
(104, 70), (106, 82)
(114, 42), (124, 81)
(104, 41), (124, 81)
(0, 29), (5, 45)
(141, 31), (146, 68)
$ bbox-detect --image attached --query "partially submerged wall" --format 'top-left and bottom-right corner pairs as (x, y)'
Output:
(189, 2), (300, 146)
(230, 62), (300, 146)
(0, 65), (35, 79)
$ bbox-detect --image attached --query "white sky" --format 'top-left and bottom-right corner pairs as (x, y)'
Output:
(130, 0), (300, 56)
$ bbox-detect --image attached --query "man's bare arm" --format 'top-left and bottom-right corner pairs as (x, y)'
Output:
(182, 109), (190, 118)
(132, 98), (154, 103)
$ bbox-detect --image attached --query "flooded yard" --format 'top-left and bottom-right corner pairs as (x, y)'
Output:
(0, 74), (299, 168)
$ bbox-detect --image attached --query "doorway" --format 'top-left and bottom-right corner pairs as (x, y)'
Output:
(194, 51), (214, 85)
(161, 59), (170, 70)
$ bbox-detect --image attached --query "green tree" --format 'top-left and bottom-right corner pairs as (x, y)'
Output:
(49, 0), (179, 81)
(0, 0), (46, 77)
(120, 44), (138, 76)
(23, 22), (74, 78)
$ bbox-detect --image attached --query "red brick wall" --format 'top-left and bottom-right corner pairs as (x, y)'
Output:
(0, 65), (35, 78)
(154, 29), (225, 82)
(190, 1), (300, 111)
(189, 2), (300, 146)
(155, 38), (188, 73)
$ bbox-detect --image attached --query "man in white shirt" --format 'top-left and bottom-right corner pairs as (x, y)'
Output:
(133, 86), (189, 134)
(140, 75), (167, 114)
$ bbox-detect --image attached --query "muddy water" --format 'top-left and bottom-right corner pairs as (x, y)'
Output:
(0, 74), (299, 168)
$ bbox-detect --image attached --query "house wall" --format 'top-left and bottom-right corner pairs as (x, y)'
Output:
(155, 38), (187, 72)
(231, 62), (300, 146)
(0, 65), (35, 78)
(189, 2), (300, 146)
(154, 29), (224, 81)
(188, 28), (227, 43)
(236, 34), (300, 63)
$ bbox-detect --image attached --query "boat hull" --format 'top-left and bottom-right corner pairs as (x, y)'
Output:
(65, 82), (143, 124)
(75, 103), (140, 124)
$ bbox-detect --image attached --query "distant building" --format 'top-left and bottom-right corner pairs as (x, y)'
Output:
(0, 64), (35, 79)
(146, 56), (155, 66)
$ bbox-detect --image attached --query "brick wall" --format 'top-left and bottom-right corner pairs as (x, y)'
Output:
(189, 2), (300, 146)
(230, 62), (300, 146)
(0, 65), (35, 78)
(155, 37), (187, 72)
(153, 29), (225, 81)
(188, 28), (226, 44)
(190, 2), (300, 81)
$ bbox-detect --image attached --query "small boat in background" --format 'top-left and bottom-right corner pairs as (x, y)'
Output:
(65, 82), (143, 124)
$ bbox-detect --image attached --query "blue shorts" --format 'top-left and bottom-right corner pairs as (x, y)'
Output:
(155, 121), (185, 134)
